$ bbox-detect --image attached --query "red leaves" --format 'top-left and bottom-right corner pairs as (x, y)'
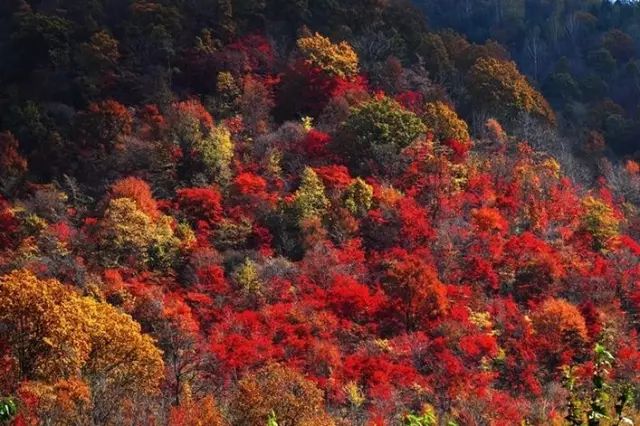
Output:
(275, 59), (335, 118)
(80, 99), (132, 149)
(195, 265), (230, 295)
(172, 99), (214, 130)
(615, 331), (640, 382)
(163, 292), (200, 334)
(0, 132), (27, 177)
(175, 187), (223, 226)
(394, 91), (424, 113)
(343, 353), (422, 400)
(443, 138), (471, 162)
(234, 172), (267, 196)
(3, 27), (640, 426)
(0, 197), (18, 250)
(299, 129), (331, 158)
(137, 104), (166, 139)
(361, 195), (434, 251)
(330, 75), (368, 98)
(109, 176), (159, 219)
(531, 298), (589, 368)
(397, 197), (435, 246)
(325, 275), (384, 322)
(275, 59), (366, 119)
(501, 232), (564, 302)
(209, 310), (279, 372)
(313, 165), (352, 189)
(472, 207), (507, 233)
(459, 334), (499, 359)
(225, 34), (276, 74)
(382, 251), (448, 332)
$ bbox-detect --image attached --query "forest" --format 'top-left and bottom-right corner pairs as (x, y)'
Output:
(0, 0), (639, 425)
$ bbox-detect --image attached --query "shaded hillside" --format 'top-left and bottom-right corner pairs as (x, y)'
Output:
(416, 0), (640, 156)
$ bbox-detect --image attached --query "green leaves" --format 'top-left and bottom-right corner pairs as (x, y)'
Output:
(294, 167), (329, 220)
(0, 398), (17, 423)
(563, 342), (636, 426)
(404, 406), (458, 426)
(345, 97), (426, 151)
(405, 411), (437, 426)
(339, 96), (426, 174)
(343, 177), (373, 217)
(588, 343), (615, 426)
(267, 410), (279, 426)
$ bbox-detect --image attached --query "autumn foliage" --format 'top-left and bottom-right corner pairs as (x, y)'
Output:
(1, 2), (640, 425)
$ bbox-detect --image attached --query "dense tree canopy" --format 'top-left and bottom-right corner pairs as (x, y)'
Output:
(0, 0), (639, 425)
(467, 57), (555, 124)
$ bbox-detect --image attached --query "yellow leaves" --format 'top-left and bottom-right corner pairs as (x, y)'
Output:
(301, 116), (314, 131)
(149, 214), (183, 268)
(266, 149), (283, 179)
(581, 196), (620, 251)
(217, 71), (237, 92)
(422, 101), (470, 142)
(233, 258), (262, 296)
(297, 32), (359, 78)
(372, 338), (393, 353)
(195, 125), (235, 185)
(0, 269), (164, 421)
(84, 30), (120, 66)
(450, 163), (469, 192)
(0, 269), (91, 381)
(468, 310), (494, 331)
(100, 197), (154, 264)
(542, 157), (561, 178)
(294, 167), (330, 220)
(99, 197), (183, 268)
(467, 57), (556, 124)
(343, 177), (373, 217)
(24, 213), (47, 235)
(79, 297), (164, 396)
(343, 381), (366, 408)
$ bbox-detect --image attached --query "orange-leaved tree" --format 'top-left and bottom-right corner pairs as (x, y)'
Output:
(297, 32), (359, 79)
(230, 363), (332, 426)
(0, 269), (164, 424)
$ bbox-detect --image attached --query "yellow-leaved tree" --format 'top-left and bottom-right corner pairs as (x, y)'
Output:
(0, 270), (92, 382)
(0, 270), (164, 424)
(80, 296), (164, 424)
(422, 101), (470, 142)
(342, 177), (374, 217)
(580, 196), (620, 251)
(467, 57), (555, 124)
(98, 197), (182, 269)
(296, 32), (359, 78)
(294, 167), (330, 221)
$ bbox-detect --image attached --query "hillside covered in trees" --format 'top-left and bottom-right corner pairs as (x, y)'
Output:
(0, 0), (639, 425)
(417, 0), (640, 156)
